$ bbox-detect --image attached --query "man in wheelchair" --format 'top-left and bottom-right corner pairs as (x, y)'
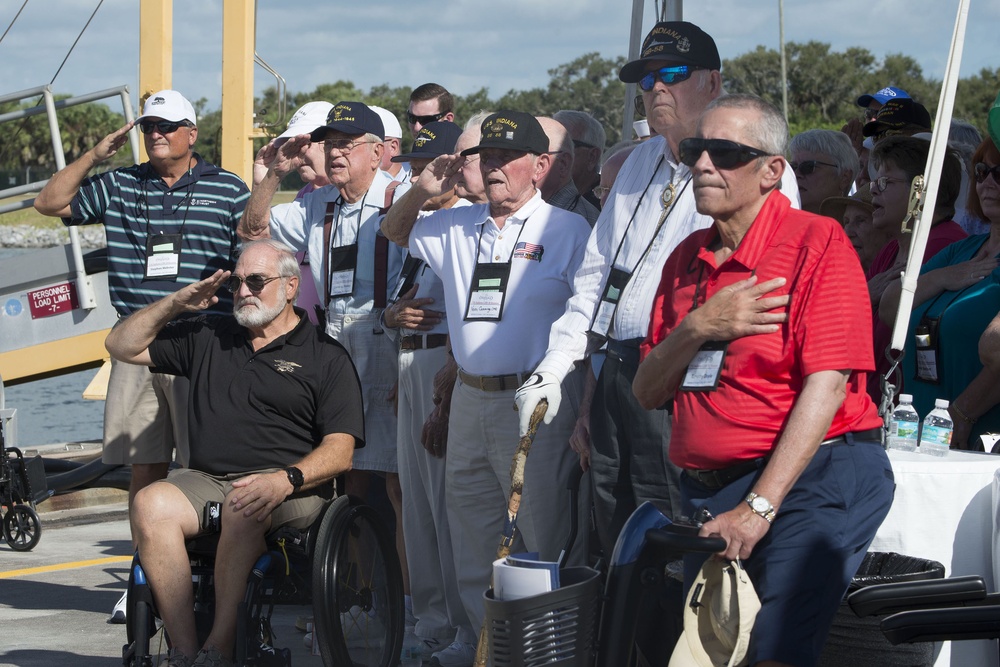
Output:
(106, 239), (365, 667)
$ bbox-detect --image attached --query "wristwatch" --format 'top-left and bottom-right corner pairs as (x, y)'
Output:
(745, 492), (775, 524)
(283, 466), (304, 491)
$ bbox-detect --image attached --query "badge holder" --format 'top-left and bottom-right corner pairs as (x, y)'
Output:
(464, 263), (510, 321)
(914, 319), (941, 384)
(144, 233), (182, 280)
(586, 267), (632, 353)
(392, 255), (424, 302)
(680, 341), (729, 391)
(328, 243), (358, 298)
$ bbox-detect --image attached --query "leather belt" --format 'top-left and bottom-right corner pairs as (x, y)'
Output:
(683, 428), (883, 490)
(819, 427), (882, 446)
(458, 369), (528, 392)
(400, 333), (448, 351)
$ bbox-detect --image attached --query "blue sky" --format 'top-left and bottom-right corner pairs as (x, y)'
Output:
(1, 0), (997, 115)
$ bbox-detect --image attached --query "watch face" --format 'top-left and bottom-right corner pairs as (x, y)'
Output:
(751, 496), (771, 513)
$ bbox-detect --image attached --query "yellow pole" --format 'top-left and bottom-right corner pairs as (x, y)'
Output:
(138, 0), (172, 163)
(221, 0), (255, 184)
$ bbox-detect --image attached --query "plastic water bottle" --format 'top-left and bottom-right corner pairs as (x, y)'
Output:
(888, 394), (920, 452)
(920, 398), (953, 457)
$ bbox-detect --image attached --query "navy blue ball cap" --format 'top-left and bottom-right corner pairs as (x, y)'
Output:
(460, 111), (548, 156)
(309, 101), (385, 141)
(619, 21), (721, 83)
(392, 121), (462, 162)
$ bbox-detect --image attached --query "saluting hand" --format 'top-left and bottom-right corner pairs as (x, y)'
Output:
(413, 154), (465, 198)
(171, 269), (231, 314)
(93, 121), (135, 163)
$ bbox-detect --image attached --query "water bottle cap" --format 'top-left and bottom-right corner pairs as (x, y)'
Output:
(935, 398), (950, 408)
(899, 394), (913, 403)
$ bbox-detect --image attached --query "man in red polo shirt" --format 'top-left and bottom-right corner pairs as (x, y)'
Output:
(633, 94), (894, 667)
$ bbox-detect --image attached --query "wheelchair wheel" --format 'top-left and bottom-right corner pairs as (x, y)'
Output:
(312, 496), (404, 667)
(3, 504), (41, 551)
(124, 556), (158, 666)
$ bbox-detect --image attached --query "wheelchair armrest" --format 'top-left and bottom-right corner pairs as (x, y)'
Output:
(848, 575), (987, 618)
(644, 525), (726, 556)
(882, 603), (1000, 645)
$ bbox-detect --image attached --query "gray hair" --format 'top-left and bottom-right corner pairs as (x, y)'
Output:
(949, 119), (982, 152)
(464, 110), (494, 132)
(704, 94), (788, 157)
(237, 239), (301, 301)
(554, 110), (607, 150)
(790, 129), (860, 182)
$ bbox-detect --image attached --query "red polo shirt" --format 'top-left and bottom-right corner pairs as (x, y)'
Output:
(642, 191), (882, 470)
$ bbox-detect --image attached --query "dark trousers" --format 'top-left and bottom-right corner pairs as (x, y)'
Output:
(681, 434), (895, 667)
(589, 339), (683, 556)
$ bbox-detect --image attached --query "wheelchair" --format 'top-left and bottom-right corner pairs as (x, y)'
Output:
(122, 493), (404, 667)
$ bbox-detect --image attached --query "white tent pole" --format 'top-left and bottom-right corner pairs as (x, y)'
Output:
(887, 0), (972, 355)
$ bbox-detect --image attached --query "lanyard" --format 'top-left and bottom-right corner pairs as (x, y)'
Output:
(323, 190), (371, 304)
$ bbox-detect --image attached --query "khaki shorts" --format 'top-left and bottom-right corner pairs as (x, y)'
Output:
(102, 357), (190, 466)
(164, 467), (327, 533)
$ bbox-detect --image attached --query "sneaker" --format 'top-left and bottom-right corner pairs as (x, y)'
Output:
(192, 646), (235, 667)
(160, 648), (193, 667)
(417, 636), (446, 661)
(110, 590), (127, 624)
(303, 631), (313, 650)
(430, 641), (476, 667)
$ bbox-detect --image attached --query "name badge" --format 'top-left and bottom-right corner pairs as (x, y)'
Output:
(328, 243), (358, 298)
(144, 233), (181, 280)
(588, 267), (632, 348)
(680, 341), (728, 391)
(465, 262), (510, 321)
(914, 323), (939, 383)
(392, 255), (424, 301)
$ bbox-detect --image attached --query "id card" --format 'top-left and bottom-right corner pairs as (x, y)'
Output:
(680, 341), (728, 391)
(328, 243), (358, 298)
(589, 267), (632, 342)
(145, 233), (181, 279)
(465, 263), (510, 321)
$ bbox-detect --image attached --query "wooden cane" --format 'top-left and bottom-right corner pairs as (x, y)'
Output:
(473, 398), (548, 667)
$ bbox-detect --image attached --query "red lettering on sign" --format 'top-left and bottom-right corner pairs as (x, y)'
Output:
(27, 281), (79, 319)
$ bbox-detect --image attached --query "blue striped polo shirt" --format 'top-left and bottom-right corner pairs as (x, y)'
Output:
(66, 153), (249, 316)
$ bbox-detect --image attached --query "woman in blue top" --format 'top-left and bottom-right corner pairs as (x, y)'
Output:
(880, 137), (1000, 448)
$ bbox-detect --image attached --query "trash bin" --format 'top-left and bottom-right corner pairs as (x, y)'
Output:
(818, 552), (945, 667)
(483, 566), (600, 667)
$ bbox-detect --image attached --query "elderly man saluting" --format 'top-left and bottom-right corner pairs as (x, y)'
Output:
(382, 111), (591, 665)
(108, 239), (363, 667)
(632, 94), (893, 667)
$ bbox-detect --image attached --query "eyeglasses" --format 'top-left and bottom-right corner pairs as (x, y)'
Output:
(406, 110), (445, 126)
(790, 160), (838, 176)
(225, 274), (287, 294)
(638, 65), (700, 92)
(677, 138), (773, 170)
(138, 120), (192, 135)
(323, 139), (377, 154)
(869, 175), (909, 194)
(864, 108), (880, 122)
(974, 162), (1000, 184)
(593, 185), (611, 199)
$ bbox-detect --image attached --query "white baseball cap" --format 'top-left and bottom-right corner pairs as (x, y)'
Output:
(668, 559), (760, 667)
(137, 90), (197, 125)
(278, 101), (334, 140)
(370, 106), (402, 139)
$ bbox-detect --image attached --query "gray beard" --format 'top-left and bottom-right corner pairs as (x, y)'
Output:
(234, 295), (285, 328)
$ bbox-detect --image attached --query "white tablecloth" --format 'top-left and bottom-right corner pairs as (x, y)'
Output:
(870, 448), (1000, 667)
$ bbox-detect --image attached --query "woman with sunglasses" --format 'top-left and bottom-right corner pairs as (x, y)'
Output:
(879, 137), (1000, 448)
(863, 136), (967, 402)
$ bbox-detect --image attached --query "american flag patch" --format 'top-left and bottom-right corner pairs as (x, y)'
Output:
(512, 241), (544, 261)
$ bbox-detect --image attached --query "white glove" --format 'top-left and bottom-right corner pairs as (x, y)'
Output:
(514, 371), (562, 436)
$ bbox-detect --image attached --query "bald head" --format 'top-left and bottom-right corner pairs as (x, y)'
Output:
(536, 117), (574, 199)
(599, 143), (638, 208)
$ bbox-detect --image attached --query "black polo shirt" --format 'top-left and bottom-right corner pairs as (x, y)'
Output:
(149, 307), (365, 475)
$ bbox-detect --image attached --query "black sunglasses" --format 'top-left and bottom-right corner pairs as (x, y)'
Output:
(638, 65), (699, 92)
(678, 138), (773, 170)
(790, 159), (838, 176)
(974, 162), (1000, 184)
(225, 274), (286, 294)
(406, 110), (445, 126)
(138, 120), (191, 135)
